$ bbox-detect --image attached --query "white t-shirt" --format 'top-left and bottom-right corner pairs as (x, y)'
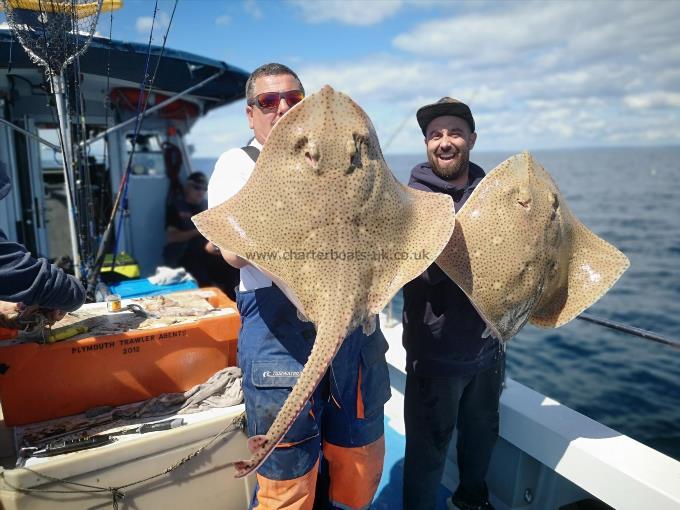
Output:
(208, 139), (273, 291)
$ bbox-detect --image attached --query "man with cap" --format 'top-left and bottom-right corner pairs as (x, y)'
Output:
(0, 162), (85, 330)
(163, 171), (239, 298)
(401, 98), (504, 510)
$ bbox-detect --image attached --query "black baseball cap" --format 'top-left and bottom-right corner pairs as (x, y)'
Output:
(416, 97), (475, 136)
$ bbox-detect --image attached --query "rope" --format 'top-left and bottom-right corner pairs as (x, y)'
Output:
(1, 413), (246, 510)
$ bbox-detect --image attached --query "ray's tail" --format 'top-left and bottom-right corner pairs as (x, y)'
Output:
(233, 317), (349, 478)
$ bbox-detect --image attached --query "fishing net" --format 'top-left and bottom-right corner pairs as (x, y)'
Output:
(0, 0), (105, 75)
(0, 0), (120, 277)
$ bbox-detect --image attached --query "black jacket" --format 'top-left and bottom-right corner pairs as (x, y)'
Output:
(402, 161), (502, 376)
(0, 162), (85, 311)
(0, 229), (86, 311)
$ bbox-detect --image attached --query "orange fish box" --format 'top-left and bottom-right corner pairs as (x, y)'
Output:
(0, 288), (240, 426)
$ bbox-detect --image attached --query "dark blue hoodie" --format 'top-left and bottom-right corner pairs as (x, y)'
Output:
(402, 161), (502, 377)
(0, 162), (85, 311)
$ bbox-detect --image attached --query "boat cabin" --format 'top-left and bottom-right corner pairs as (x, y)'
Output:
(0, 27), (248, 276)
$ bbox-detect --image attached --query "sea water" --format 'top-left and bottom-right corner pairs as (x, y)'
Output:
(194, 146), (680, 460)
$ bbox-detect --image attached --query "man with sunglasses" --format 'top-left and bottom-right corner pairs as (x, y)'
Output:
(402, 98), (503, 510)
(208, 63), (390, 510)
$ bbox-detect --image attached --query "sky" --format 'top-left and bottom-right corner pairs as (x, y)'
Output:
(4, 0), (680, 157)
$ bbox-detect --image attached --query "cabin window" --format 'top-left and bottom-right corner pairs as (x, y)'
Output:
(125, 133), (165, 176)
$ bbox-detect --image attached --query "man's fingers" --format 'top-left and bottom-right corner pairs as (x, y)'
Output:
(46, 309), (67, 323)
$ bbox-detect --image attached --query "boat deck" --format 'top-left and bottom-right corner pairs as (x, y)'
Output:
(377, 314), (680, 510)
(375, 314), (458, 509)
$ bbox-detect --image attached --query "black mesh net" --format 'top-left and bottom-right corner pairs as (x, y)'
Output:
(1, 0), (103, 74)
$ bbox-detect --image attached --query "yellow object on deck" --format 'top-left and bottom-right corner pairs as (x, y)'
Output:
(46, 325), (89, 344)
(100, 252), (140, 279)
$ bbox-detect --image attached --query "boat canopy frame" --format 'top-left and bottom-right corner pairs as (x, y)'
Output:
(0, 28), (249, 115)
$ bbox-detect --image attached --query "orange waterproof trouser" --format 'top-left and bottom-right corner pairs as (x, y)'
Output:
(256, 458), (319, 510)
(324, 436), (385, 510)
(255, 436), (385, 510)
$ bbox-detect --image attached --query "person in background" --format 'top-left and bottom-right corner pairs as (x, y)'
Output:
(0, 162), (85, 331)
(208, 62), (391, 510)
(162, 171), (239, 299)
(402, 98), (504, 510)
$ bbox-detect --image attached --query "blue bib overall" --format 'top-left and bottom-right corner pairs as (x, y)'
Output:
(236, 284), (391, 509)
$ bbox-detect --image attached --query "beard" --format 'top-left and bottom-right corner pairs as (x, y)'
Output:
(428, 148), (470, 181)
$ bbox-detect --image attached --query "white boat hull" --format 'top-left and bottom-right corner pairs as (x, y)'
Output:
(0, 405), (255, 509)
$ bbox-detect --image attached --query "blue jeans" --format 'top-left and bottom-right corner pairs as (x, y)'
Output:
(236, 285), (391, 503)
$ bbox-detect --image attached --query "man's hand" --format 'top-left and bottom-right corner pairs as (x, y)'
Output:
(205, 241), (249, 268)
(481, 325), (500, 341)
(221, 250), (249, 269)
(17, 304), (67, 326)
(205, 241), (221, 256)
(45, 309), (67, 323)
(0, 300), (18, 316)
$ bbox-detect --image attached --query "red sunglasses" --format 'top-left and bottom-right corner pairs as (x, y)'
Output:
(247, 90), (304, 111)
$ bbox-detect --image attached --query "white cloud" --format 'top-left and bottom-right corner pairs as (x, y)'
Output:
(244, 0), (263, 19)
(623, 92), (680, 110)
(215, 14), (231, 26)
(185, 103), (252, 158)
(135, 11), (171, 38)
(289, 0), (405, 26)
(299, 56), (431, 101)
(393, 2), (573, 64)
(184, 1), (680, 155)
(393, 1), (680, 73)
(638, 129), (680, 142)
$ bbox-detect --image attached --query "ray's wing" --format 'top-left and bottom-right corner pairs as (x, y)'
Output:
(436, 152), (629, 341)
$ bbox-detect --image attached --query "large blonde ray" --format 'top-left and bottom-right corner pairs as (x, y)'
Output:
(193, 85), (456, 477)
(436, 151), (629, 341)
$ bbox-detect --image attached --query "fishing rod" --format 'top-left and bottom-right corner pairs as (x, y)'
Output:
(86, 0), (179, 296)
(577, 313), (680, 350)
(383, 304), (679, 349)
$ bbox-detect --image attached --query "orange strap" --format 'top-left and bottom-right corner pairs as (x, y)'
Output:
(255, 458), (319, 510)
(323, 436), (385, 510)
(356, 364), (365, 419)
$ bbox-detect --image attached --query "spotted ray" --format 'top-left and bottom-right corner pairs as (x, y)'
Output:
(192, 85), (456, 478)
(435, 151), (629, 341)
